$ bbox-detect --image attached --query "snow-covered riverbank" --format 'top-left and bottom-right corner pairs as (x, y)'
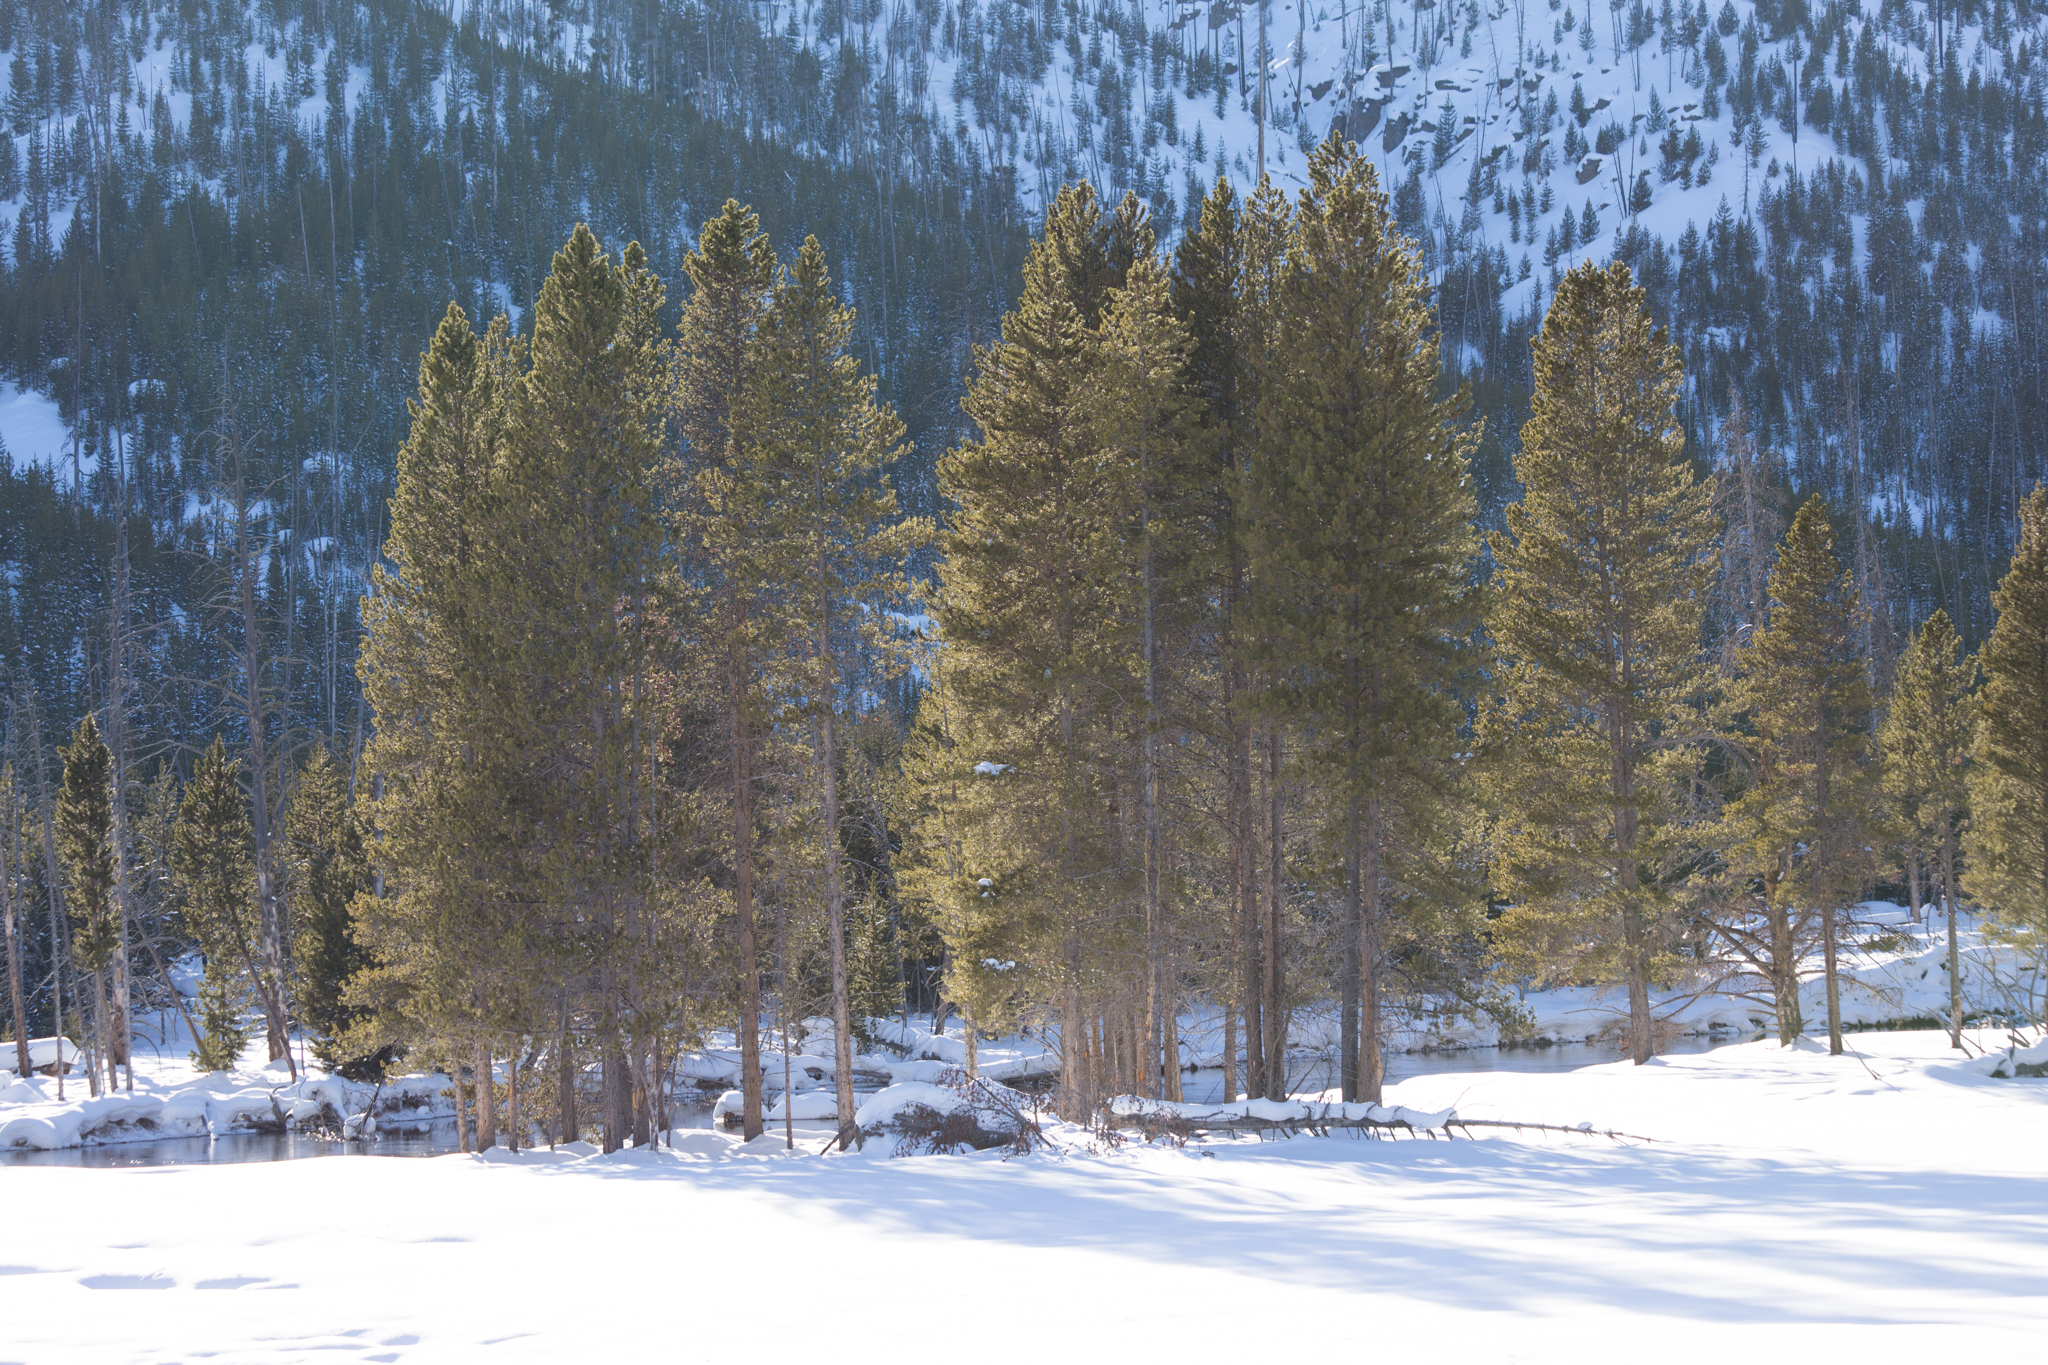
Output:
(2, 1029), (2043, 1363)
(2, 901), (2032, 1152)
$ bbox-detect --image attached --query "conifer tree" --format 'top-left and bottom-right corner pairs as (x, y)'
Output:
(174, 738), (255, 1072)
(1171, 175), (1265, 1099)
(1246, 136), (1480, 1102)
(1721, 498), (1875, 1054)
(742, 235), (925, 1139)
(287, 747), (377, 1076)
(1966, 484), (2048, 1019)
(488, 224), (668, 1150)
(1486, 260), (1718, 1066)
(921, 183), (1141, 1116)
(355, 300), (524, 1104)
(670, 201), (778, 1142)
(1879, 608), (1975, 1048)
(57, 715), (118, 1091)
(1091, 251), (1202, 1100)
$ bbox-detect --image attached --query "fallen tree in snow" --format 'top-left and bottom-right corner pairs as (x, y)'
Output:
(1103, 1095), (1655, 1143)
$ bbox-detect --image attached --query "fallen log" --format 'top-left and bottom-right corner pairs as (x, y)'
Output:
(1103, 1096), (1656, 1143)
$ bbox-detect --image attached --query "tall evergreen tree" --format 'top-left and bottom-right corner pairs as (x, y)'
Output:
(286, 747), (377, 1076)
(496, 224), (669, 1151)
(1879, 608), (1976, 1048)
(355, 301), (525, 1109)
(921, 183), (1141, 1116)
(742, 235), (925, 1141)
(1966, 485), (2048, 1019)
(174, 738), (255, 1073)
(1486, 260), (1718, 1067)
(1721, 497), (1875, 1055)
(670, 200), (778, 1143)
(57, 715), (118, 1091)
(1245, 136), (1480, 1103)
(1090, 251), (1203, 1100)
(1170, 175), (1265, 1100)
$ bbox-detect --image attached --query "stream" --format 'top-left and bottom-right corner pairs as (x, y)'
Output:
(1, 1034), (1749, 1167)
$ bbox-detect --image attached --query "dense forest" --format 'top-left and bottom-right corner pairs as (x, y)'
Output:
(4, 0), (2048, 1147)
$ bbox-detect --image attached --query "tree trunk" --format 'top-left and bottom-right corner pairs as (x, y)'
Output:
(1821, 900), (1844, 1055)
(1943, 832), (1964, 1049)
(556, 1026), (576, 1145)
(1339, 776), (1362, 1103)
(451, 1062), (471, 1153)
(1361, 797), (1384, 1104)
(474, 1043), (496, 1149)
(39, 786), (68, 1101)
(507, 1056), (521, 1152)
(602, 1046), (630, 1152)
(1906, 852), (1923, 925)
(234, 464), (292, 1072)
(1235, 719), (1260, 1101)
(731, 643), (763, 1141)
(2, 828), (30, 1078)
(95, 967), (115, 1093)
(817, 709), (857, 1150)
(1263, 731), (1286, 1099)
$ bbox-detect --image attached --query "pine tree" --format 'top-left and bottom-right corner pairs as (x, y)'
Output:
(493, 224), (669, 1151)
(741, 235), (926, 1138)
(355, 300), (525, 1109)
(670, 200), (778, 1143)
(1720, 497), (1875, 1054)
(1246, 136), (1480, 1102)
(1966, 484), (2048, 1019)
(1879, 608), (1976, 1048)
(1171, 175), (1266, 1100)
(920, 182), (1141, 1117)
(174, 738), (255, 1072)
(57, 715), (118, 1091)
(1090, 250), (1203, 1100)
(286, 747), (377, 1076)
(1485, 260), (1718, 1067)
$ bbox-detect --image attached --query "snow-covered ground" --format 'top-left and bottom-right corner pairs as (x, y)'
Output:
(2, 1028), (2042, 1362)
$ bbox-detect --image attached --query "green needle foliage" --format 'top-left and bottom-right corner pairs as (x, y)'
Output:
(1722, 497), (1876, 1055)
(1967, 485), (2048, 1012)
(1245, 135), (1481, 1103)
(1485, 260), (1718, 1066)
(174, 739), (256, 1073)
(1880, 608), (1977, 1047)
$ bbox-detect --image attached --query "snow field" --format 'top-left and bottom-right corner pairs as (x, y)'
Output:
(3, 1028), (2044, 1363)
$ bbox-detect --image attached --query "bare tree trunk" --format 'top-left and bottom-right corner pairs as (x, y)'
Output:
(108, 460), (134, 1087)
(37, 761), (71, 1100)
(2, 823), (30, 1078)
(230, 454), (292, 1073)
(1906, 850), (1923, 925)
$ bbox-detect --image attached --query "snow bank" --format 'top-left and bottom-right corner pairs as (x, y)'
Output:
(0, 1067), (454, 1152)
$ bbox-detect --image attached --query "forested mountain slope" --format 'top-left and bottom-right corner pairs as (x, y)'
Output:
(0, 0), (2039, 753)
